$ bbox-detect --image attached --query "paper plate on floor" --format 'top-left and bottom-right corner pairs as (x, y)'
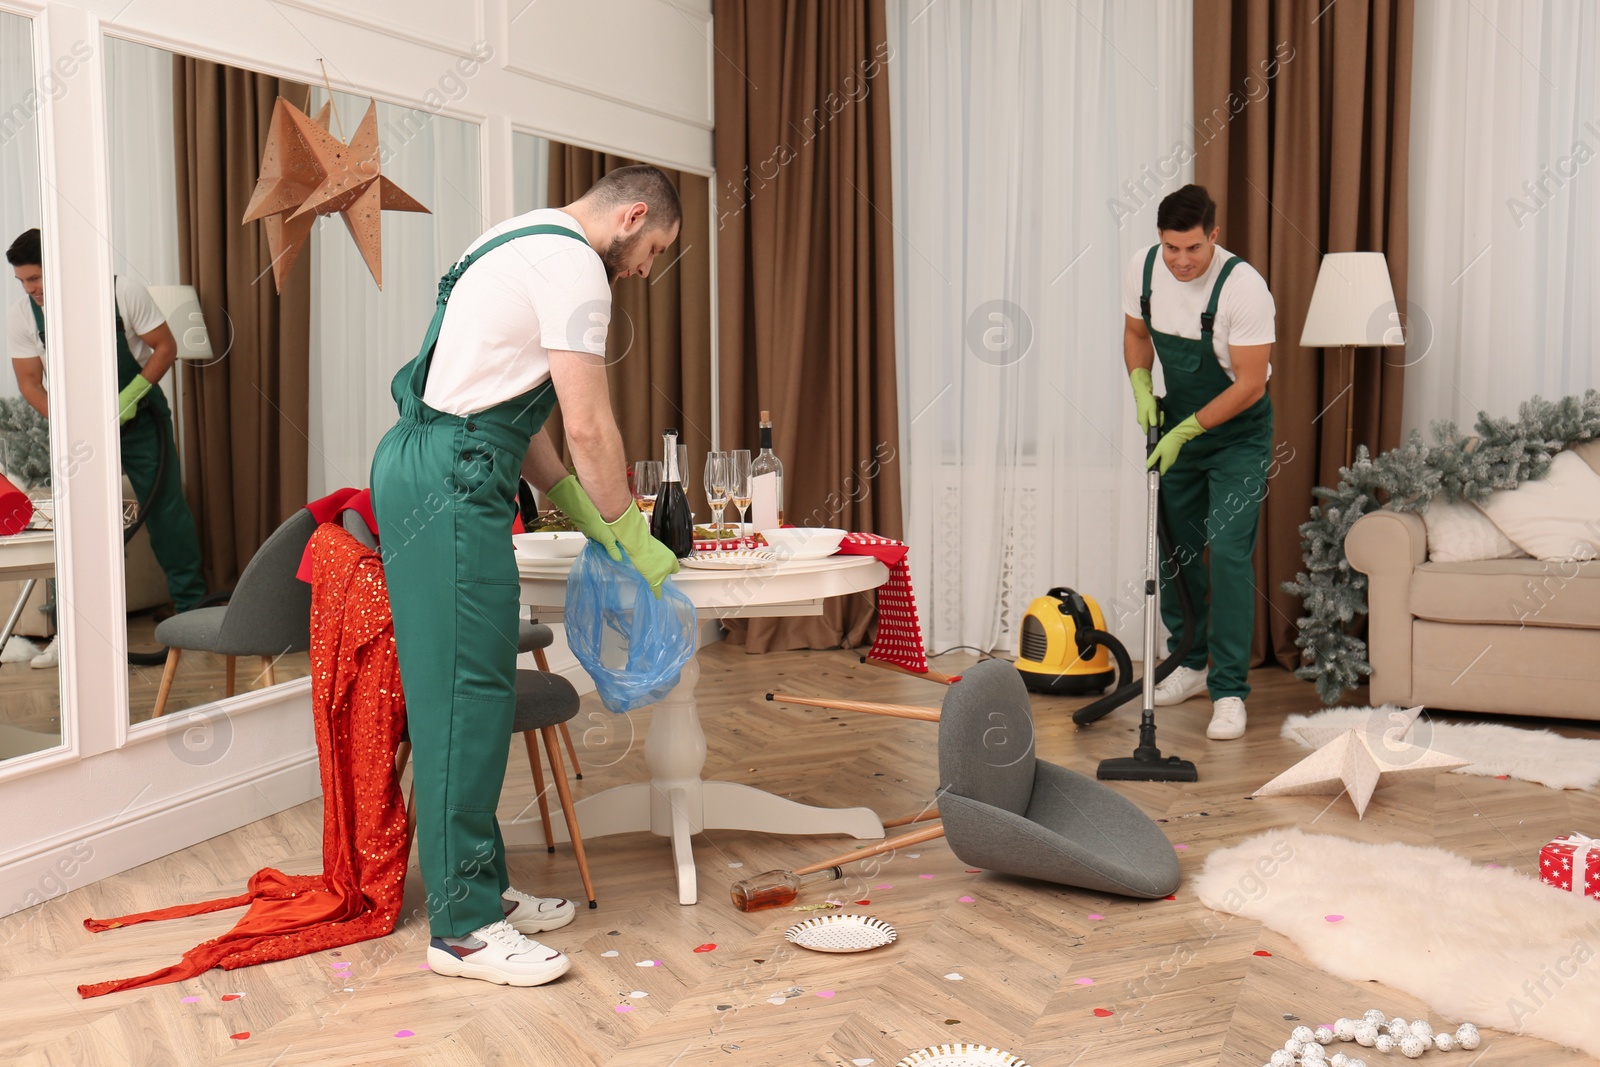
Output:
(784, 914), (897, 953)
(895, 1045), (1031, 1067)
(681, 549), (775, 570)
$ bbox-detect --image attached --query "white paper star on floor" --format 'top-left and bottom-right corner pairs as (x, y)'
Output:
(1252, 706), (1470, 818)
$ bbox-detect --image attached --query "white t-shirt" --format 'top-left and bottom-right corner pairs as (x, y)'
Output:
(422, 208), (612, 416)
(1121, 244), (1275, 381)
(8, 275), (167, 378)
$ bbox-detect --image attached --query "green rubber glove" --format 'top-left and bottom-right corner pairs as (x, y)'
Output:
(1146, 414), (1205, 474)
(545, 475), (621, 559)
(117, 375), (153, 425)
(1129, 367), (1159, 433)
(606, 503), (681, 598)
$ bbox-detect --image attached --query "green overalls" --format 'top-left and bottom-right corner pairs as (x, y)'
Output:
(1139, 246), (1273, 701)
(371, 225), (584, 938)
(31, 294), (206, 611)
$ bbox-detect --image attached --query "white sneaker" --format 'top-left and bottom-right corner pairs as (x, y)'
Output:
(427, 919), (571, 987)
(1207, 697), (1247, 740)
(1153, 664), (1208, 705)
(502, 887), (575, 934)
(30, 637), (59, 669)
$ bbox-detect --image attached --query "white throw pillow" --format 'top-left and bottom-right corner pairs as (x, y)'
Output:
(1421, 497), (1528, 562)
(1476, 450), (1600, 561)
(1573, 437), (1600, 477)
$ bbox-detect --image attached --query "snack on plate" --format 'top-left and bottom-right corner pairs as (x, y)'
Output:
(534, 508), (577, 533)
(693, 524), (742, 540)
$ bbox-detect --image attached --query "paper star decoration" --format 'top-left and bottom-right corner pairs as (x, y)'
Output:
(242, 97), (429, 292)
(1252, 706), (1470, 818)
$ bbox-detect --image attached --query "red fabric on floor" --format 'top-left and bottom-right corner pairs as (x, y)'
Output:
(78, 523), (409, 997)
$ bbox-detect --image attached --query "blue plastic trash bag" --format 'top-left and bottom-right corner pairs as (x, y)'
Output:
(566, 541), (697, 713)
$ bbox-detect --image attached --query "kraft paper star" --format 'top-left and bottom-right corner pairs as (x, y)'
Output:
(1252, 706), (1470, 818)
(242, 98), (334, 293)
(285, 99), (430, 289)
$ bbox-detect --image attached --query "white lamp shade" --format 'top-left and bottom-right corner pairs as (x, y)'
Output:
(145, 284), (215, 361)
(1299, 252), (1402, 347)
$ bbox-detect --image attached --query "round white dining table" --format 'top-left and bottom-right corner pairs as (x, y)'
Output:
(514, 551), (891, 905)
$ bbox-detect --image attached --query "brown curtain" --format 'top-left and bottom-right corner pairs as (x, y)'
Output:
(1193, 0), (1413, 669)
(713, 0), (902, 653)
(172, 59), (312, 591)
(543, 146), (714, 479)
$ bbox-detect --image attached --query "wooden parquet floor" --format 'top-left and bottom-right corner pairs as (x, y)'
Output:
(4, 644), (1599, 1067)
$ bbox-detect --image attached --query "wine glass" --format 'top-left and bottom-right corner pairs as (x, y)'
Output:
(633, 460), (661, 518)
(729, 449), (752, 541)
(704, 451), (730, 540)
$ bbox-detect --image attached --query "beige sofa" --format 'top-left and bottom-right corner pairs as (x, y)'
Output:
(1346, 487), (1600, 723)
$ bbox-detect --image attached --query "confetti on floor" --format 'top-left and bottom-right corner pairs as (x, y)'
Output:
(875, 883), (893, 889)
(767, 997), (787, 1005)
(629, 990), (649, 998)
(332, 962), (351, 970)
(1087, 913), (1105, 921)
(1325, 914), (1344, 923)
(417, 963), (430, 970)
(615, 1004), (635, 1014)
(1074, 977), (1095, 985)
(728, 862), (744, 868)
(230, 1032), (250, 1040)
(852, 1059), (875, 1065)
(602, 951), (619, 957)
(1174, 844), (1190, 851)
(694, 943), (717, 953)
(855, 899), (871, 905)
(909, 854), (921, 859)
(944, 973), (964, 981)
(1093, 1008), (1114, 1018)
(1253, 950), (1273, 957)
(221, 994), (244, 1002)
(918, 874), (935, 880)
(394, 1030), (414, 1039)
(636, 959), (661, 967)
(180, 996), (199, 1004)
(815, 990), (836, 998)
(958, 895), (975, 903)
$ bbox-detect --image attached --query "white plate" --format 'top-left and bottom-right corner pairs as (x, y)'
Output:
(894, 1045), (1032, 1067)
(681, 549), (776, 571)
(513, 531), (586, 559)
(784, 914), (897, 953)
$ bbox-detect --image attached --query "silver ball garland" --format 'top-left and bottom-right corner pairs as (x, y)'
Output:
(1373, 1035), (1396, 1053)
(1267, 1013), (1480, 1067)
(1432, 1033), (1455, 1052)
(1399, 1036), (1428, 1059)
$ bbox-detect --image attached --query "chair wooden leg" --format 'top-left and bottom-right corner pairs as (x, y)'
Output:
(152, 648), (181, 718)
(394, 741), (411, 780)
(224, 656), (236, 698)
(532, 647), (583, 780)
(260, 656), (275, 688)
(523, 731), (555, 854)
(406, 780), (417, 849)
(542, 725), (595, 908)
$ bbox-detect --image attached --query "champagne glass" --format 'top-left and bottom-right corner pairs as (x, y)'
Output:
(704, 451), (730, 540)
(633, 460), (661, 518)
(729, 449), (752, 541)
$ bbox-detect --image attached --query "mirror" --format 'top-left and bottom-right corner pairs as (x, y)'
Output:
(102, 38), (487, 725)
(0, 11), (65, 764)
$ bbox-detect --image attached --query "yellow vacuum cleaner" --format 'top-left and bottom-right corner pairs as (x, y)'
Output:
(1015, 587), (1131, 695)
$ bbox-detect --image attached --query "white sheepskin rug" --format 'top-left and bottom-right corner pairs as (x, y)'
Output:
(0, 636), (41, 663)
(1195, 829), (1600, 1059)
(1282, 706), (1600, 791)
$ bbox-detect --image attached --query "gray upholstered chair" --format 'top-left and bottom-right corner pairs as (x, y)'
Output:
(937, 659), (1181, 898)
(151, 509), (317, 717)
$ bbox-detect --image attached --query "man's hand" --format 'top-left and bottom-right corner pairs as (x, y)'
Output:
(1129, 367), (1159, 432)
(1146, 414), (1205, 474)
(605, 505), (680, 597)
(117, 376), (153, 425)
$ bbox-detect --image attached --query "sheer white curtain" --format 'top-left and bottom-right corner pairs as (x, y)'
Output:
(307, 91), (484, 495)
(512, 130), (549, 216)
(1, 12), (42, 404)
(1407, 1), (1600, 433)
(888, 0), (1192, 656)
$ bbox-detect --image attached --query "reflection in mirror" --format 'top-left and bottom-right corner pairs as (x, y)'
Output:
(0, 11), (65, 764)
(512, 131), (549, 216)
(104, 38), (325, 723)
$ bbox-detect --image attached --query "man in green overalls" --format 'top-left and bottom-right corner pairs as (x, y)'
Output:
(7, 229), (207, 669)
(371, 166), (681, 987)
(1121, 185), (1275, 741)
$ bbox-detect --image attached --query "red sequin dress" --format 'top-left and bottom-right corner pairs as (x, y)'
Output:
(78, 523), (409, 997)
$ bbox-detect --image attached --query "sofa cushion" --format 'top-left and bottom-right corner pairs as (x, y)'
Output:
(1476, 450), (1600, 561)
(1422, 497), (1528, 562)
(1410, 558), (1600, 627)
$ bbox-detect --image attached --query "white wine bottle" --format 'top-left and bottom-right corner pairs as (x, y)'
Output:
(750, 409), (784, 532)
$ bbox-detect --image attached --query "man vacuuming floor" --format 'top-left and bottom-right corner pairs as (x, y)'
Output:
(1123, 184), (1276, 741)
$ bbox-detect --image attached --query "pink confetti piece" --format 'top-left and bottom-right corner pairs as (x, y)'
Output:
(180, 996), (200, 1003)
(1174, 844), (1189, 851)
(615, 1004), (635, 1013)
(815, 990), (836, 998)
(417, 963), (431, 970)
(1087, 913), (1105, 921)
(332, 962), (351, 970)
(1074, 977), (1095, 985)
(1324, 914), (1344, 923)
(875, 883), (893, 890)
(958, 895), (975, 903)
(394, 1030), (414, 1039)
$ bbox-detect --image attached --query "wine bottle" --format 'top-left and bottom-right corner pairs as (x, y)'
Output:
(750, 409), (785, 532)
(650, 429), (695, 558)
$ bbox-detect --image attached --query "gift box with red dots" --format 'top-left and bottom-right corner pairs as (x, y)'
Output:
(1538, 832), (1600, 900)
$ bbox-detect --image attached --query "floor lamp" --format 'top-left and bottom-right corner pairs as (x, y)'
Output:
(1300, 252), (1403, 469)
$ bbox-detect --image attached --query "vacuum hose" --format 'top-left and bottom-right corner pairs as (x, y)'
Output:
(1071, 485), (1199, 726)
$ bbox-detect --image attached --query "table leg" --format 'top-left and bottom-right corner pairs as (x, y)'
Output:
(0, 578), (37, 659)
(701, 782), (884, 839)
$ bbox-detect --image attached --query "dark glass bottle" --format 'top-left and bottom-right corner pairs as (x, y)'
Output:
(650, 429), (694, 558)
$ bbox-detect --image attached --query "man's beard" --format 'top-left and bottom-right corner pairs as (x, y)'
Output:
(602, 227), (645, 283)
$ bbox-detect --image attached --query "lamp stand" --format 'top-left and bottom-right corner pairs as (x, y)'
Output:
(1341, 343), (1356, 471)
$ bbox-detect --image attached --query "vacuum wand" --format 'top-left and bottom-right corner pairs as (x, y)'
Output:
(729, 822), (946, 911)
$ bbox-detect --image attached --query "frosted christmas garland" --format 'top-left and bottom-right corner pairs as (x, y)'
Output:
(1261, 1012), (1481, 1067)
(1284, 391), (1600, 703)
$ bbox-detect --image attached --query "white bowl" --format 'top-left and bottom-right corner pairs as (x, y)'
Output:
(758, 526), (847, 560)
(513, 531), (587, 559)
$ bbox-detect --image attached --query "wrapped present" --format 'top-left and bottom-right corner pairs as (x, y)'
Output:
(1539, 832), (1600, 900)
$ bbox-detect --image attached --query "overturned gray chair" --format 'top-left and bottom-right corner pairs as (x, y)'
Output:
(938, 659), (1180, 898)
(768, 658), (1180, 899)
(152, 509), (317, 717)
